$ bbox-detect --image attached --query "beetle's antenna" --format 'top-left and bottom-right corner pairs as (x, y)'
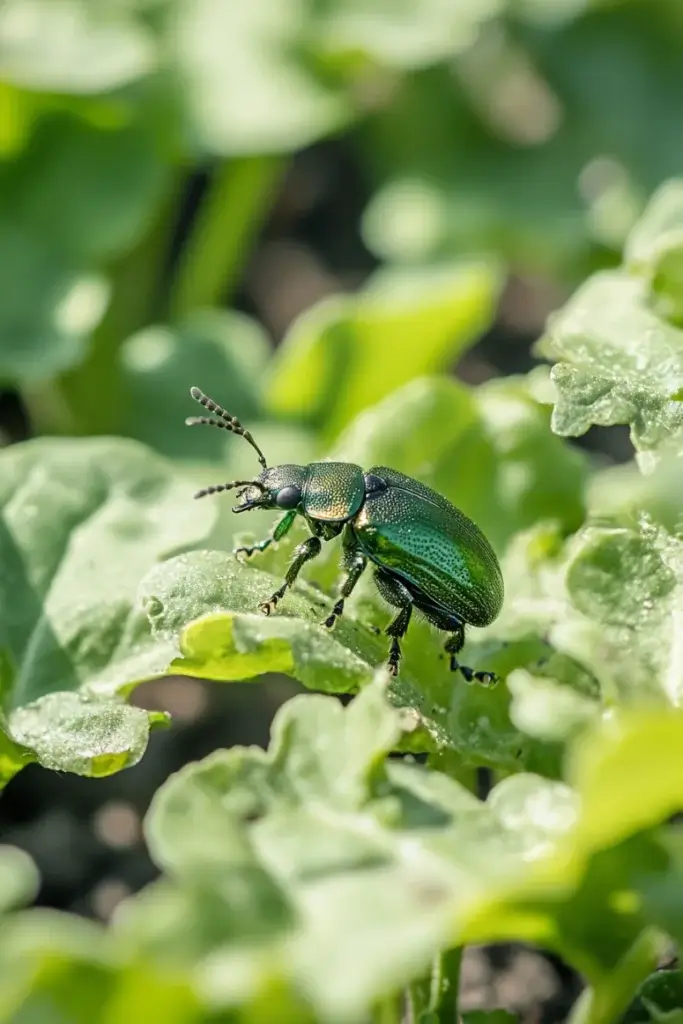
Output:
(187, 387), (268, 469)
(193, 479), (268, 500)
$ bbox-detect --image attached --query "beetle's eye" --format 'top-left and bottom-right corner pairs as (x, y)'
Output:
(275, 485), (302, 509)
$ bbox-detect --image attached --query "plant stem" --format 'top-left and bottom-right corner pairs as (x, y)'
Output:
(374, 992), (403, 1024)
(567, 929), (666, 1024)
(436, 947), (462, 1024)
(407, 948), (463, 1023)
(169, 155), (284, 319)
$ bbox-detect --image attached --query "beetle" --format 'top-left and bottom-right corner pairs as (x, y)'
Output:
(186, 386), (503, 683)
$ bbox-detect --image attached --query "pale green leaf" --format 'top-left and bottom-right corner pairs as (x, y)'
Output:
(0, 907), (208, 1024)
(265, 261), (503, 439)
(317, 0), (503, 69)
(538, 269), (683, 471)
(0, 846), (38, 915)
(119, 310), (270, 459)
(0, 436), (215, 785)
(0, 0), (157, 93)
(0, 225), (108, 385)
(133, 686), (683, 1017)
(138, 545), (557, 771)
(168, 0), (349, 156)
(626, 178), (683, 324)
(6, 114), (168, 263)
(0, 113), (167, 383)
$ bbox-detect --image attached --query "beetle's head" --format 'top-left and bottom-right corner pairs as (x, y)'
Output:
(231, 464), (307, 514)
(186, 387), (306, 514)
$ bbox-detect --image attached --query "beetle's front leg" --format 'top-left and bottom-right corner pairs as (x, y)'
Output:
(322, 533), (367, 629)
(260, 535), (322, 615)
(235, 510), (297, 561)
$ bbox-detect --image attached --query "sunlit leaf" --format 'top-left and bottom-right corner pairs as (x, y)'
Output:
(0, 225), (108, 384)
(317, 0), (503, 69)
(131, 684), (683, 1017)
(0, 436), (215, 785)
(0, 0), (157, 93)
(626, 179), (683, 324)
(0, 846), (38, 915)
(5, 114), (168, 262)
(265, 261), (502, 439)
(119, 310), (271, 459)
(168, 0), (349, 156)
(537, 270), (683, 471)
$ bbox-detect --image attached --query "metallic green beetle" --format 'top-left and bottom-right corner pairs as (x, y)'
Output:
(187, 387), (504, 683)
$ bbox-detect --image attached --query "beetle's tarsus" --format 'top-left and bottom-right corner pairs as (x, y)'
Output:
(449, 657), (498, 686)
(387, 640), (401, 676)
(260, 586), (286, 615)
(474, 670), (498, 686)
(322, 599), (344, 629)
(457, 663), (474, 682)
(235, 537), (271, 560)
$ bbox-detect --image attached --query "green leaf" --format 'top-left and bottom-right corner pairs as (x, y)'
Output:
(0, 436), (215, 786)
(478, 512), (683, 727)
(5, 114), (168, 263)
(461, 1012), (518, 1024)
(316, 0), (503, 69)
(536, 178), (683, 470)
(139, 545), (553, 770)
(135, 683), (534, 1018)
(0, 224), (108, 384)
(265, 261), (503, 439)
(0, 113), (167, 384)
(132, 686), (683, 1018)
(0, 0), (157, 94)
(138, 550), (380, 694)
(622, 970), (683, 1024)
(0, 907), (209, 1024)
(119, 309), (271, 459)
(538, 270), (683, 471)
(168, 0), (349, 156)
(625, 179), (683, 324)
(361, 4), (683, 272)
(0, 846), (38, 915)
(561, 519), (683, 707)
(587, 455), (683, 536)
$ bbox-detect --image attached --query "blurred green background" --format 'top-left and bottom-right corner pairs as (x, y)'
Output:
(0, 0), (681, 1017)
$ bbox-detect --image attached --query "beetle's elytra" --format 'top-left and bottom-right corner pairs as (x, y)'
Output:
(187, 387), (504, 683)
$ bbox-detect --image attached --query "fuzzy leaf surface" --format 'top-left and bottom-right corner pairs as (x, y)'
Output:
(0, 436), (215, 785)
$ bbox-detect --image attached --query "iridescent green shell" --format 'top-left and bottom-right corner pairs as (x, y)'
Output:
(351, 466), (503, 627)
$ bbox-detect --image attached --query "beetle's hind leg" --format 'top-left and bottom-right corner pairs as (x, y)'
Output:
(444, 627), (497, 687)
(373, 569), (413, 676)
(322, 531), (367, 629)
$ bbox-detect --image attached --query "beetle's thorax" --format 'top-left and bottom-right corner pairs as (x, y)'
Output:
(303, 462), (365, 522)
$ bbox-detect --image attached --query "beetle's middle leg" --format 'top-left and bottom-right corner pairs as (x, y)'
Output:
(322, 530), (367, 629)
(260, 535), (322, 615)
(373, 569), (413, 676)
